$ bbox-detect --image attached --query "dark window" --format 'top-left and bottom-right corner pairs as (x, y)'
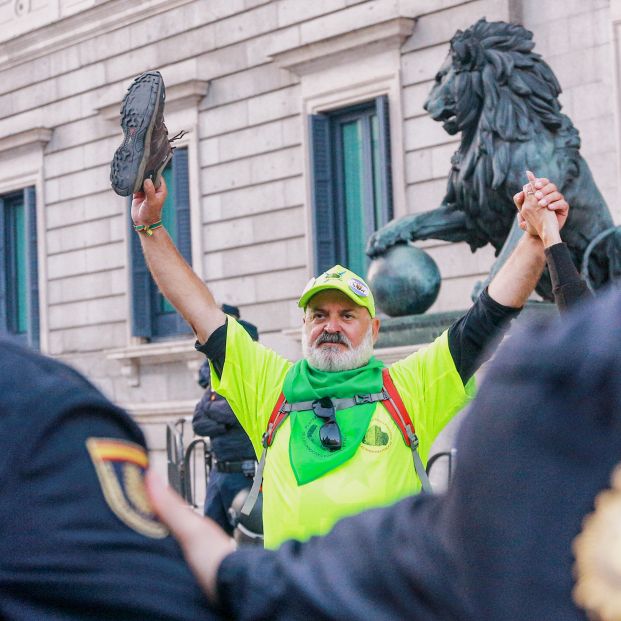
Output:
(0, 187), (39, 348)
(130, 147), (192, 340)
(309, 95), (393, 276)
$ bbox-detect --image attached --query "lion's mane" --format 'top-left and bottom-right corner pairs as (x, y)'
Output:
(444, 18), (581, 252)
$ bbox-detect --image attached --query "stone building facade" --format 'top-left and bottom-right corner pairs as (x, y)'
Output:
(1, 0), (619, 475)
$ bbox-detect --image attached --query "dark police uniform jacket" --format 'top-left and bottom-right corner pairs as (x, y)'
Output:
(0, 337), (221, 621)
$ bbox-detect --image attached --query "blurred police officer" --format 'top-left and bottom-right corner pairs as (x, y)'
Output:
(0, 336), (224, 620)
(192, 304), (260, 537)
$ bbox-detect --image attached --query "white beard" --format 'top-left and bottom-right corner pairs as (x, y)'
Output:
(303, 324), (374, 371)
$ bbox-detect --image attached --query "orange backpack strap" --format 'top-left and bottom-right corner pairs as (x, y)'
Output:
(264, 392), (288, 447)
(381, 368), (433, 493)
(241, 391), (288, 516)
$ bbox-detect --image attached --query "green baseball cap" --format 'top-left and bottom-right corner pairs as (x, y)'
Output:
(298, 264), (376, 317)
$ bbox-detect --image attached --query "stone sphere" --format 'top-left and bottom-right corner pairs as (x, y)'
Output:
(367, 244), (441, 316)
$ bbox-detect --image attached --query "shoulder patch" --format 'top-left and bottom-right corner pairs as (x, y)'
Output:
(573, 464), (621, 620)
(86, 438), (168, 539)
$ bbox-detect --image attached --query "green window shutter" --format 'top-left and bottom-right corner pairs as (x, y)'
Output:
(11, 199), (27, 335)
(172, 148), (192, 335)
(340, 117), (367, 277)
(24, 187), (39, 349)
(308, 98), (393, 280)
(374, 94), (394, 224)
(0, 197), (6, 333)
(173, 148), (192, 264)
(130, 148), (192, 339)
(157, 164), (177, 316)
(309, 114), (338, 274)
(129, 201), (153, 338)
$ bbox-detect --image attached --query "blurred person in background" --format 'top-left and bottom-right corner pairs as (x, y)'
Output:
(192, 304), (259, 537)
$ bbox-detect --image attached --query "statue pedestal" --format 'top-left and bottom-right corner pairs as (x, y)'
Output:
(375, 301), (559, 490)
(374, 301), (558, 366)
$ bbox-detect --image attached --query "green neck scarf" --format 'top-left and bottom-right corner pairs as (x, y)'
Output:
(283, 356), (385, 485)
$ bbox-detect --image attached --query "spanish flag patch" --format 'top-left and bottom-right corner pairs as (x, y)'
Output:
(86, 438), (168, 539)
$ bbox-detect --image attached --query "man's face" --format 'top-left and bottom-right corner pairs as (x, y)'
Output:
(302, 290), (380, 371)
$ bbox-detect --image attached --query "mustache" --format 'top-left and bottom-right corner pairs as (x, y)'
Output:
(315, 331), (351, 347)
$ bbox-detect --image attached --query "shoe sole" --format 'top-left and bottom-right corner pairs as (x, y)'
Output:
(110, 71), (165, 197)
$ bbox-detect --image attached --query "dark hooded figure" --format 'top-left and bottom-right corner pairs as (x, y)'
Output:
(192, 305), (259, 536)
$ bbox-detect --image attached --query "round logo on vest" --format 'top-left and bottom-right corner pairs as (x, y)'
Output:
(360, 419), (393, 453)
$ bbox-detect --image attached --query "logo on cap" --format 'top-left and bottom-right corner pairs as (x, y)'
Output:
(324, 270), (346, 281)
(349, 278), (369, 297)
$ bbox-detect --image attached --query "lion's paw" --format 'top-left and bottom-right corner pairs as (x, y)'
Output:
(366, 226), (402, 257)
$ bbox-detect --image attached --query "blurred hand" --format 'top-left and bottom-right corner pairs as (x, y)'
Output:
(145, 470), (236, 603)
(131, 177), (167, 227)
(513, 171), (569, 247)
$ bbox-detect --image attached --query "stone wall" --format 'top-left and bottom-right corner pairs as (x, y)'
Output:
(0, 0), (618, 473)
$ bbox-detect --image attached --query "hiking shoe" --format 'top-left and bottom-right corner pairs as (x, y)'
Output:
(110, 71), (173, 197)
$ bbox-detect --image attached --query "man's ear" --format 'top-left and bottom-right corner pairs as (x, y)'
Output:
(371, 317), (380, 343)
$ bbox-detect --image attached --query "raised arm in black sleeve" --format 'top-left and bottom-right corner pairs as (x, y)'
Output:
(196, 319), (228, 379)
(545, 242), (591, 312)
(447, 287), (521, 384)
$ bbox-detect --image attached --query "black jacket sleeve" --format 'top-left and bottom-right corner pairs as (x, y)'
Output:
(447, 288), (520, 384)
(217, 494), (467, 621)
(545, 242), (591, 312)
(196, 320), (228, 379)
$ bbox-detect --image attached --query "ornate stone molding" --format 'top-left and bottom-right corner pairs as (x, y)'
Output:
(13, 0), (31, 18)
(95, 79), (209, 122)
(107, 338), (202, 387)
(0, 0), (196, 68)
(122, 400), (197, 423)
(269, 17), (416, 76)
(0, 127), (52, 154)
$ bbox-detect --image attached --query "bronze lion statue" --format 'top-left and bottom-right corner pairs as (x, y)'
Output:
(367, 18), (621, 300)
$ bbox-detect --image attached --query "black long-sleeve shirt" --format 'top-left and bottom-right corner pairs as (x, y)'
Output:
(545, 242), (591, 312)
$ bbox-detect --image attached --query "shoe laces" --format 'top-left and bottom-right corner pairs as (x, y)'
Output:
(169, 129), (188, 143)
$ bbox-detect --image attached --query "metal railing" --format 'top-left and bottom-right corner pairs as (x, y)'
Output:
(166, 418), (211, 509)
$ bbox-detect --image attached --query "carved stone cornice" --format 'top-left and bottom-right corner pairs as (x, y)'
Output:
(106, 338), (203, 387)
(269, 17), (416, 76)
(0, 0), (196, 69)
(0, 127), (52, 153)
(122, 400), (197, 423)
